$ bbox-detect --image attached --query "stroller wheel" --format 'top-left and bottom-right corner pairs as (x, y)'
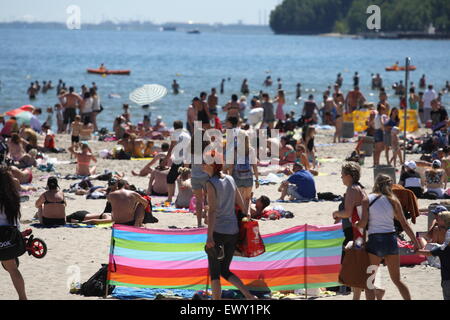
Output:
(29, 238), (47, 259)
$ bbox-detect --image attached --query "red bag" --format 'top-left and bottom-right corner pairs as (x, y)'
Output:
(236, 220), (265, 258)
(398, 239), (426, 266)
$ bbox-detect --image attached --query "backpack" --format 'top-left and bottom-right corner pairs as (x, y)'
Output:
(79, 264), (115, 297)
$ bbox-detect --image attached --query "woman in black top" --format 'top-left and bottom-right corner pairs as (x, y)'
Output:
(35, 177), (66, 226)
(0, 166), (27, 300)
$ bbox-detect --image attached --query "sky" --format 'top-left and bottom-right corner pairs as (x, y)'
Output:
(0, 0), (281, 25)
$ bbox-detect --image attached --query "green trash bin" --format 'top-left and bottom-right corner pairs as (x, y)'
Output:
(342, 122), (354, 139)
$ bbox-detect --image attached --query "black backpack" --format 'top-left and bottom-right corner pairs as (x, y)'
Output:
(79, 264), (115, 297)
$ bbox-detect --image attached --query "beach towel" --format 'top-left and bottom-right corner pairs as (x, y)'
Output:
(152, 206), (190, 214)
(107, 224), (344, 292)
(31, 222), (112, 229)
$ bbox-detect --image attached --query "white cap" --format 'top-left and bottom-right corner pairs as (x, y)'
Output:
(433, 160), (442, 168)
(404, 161), (416, 170)
(156, 116), (162, 121)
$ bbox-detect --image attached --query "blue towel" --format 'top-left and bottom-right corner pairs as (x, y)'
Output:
(112, 287), (197, 300)
(111, 287), (271, 300)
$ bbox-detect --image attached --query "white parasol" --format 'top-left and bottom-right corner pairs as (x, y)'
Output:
(129, 84), (168, 105)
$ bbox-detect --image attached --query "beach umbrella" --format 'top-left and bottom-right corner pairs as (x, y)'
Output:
(129, 84), (168, 105)
(14, 111), (34, 125)
(6, 105), (35, 116)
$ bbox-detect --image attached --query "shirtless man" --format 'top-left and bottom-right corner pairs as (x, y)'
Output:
(60, 87), (83, 132)
(345, 86), (366, 113)
(108, 180), (148, 227)
(207, 88), (218, 115)
(68, 143), (97, 176)
(27, 83), (37, 100)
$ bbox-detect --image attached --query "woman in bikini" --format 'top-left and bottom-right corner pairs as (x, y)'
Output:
(274, 90), (286, 122)
(68, 143), (97, 176)
(279, 136), (296, 165)
(425, 160), (448, 199)
(35, 177), (66, 226)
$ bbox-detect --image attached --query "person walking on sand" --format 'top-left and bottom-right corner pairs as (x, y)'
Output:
(356, 174), (422, 300)
(0, 166), (27, 300)
(68, 143), (97, 177)
(203, 151), (257, 300)
(332, 162), (384, 300)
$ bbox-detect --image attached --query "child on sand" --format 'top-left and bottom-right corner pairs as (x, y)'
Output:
(250, 195), (271, 219)
(71, 115), (82, 147)
(389, 126), (403, 167)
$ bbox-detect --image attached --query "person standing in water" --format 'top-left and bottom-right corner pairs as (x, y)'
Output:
(172, 80), (180, 95)
(274, 90), (286, 122)
(220, 79), (225, 95)
(296, 83), (302, 100)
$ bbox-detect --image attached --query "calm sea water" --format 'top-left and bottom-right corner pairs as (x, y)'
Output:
(0, 28), (449, 130)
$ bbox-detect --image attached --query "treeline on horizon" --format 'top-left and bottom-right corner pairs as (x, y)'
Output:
(269, 0), (450, 35)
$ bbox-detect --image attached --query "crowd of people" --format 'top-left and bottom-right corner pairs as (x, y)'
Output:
(1, 73), (450, 301)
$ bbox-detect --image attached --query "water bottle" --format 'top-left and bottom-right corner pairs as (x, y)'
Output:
(70, 281), (81, 294)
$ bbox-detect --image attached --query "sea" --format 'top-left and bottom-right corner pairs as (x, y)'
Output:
(0, 28), (449, 130)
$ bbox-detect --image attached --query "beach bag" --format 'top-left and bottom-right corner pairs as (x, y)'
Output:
(236, 219), (265, 258)
(79, 264), (115, 297)
(338, 246), (371, 290)
(0, 226), (26, 261)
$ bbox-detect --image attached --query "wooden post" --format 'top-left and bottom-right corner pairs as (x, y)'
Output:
(403, 57), (411, 164)
(104, 229), (115, 299)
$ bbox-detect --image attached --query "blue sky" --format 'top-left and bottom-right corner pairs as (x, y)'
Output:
(0, 0), (281, 24)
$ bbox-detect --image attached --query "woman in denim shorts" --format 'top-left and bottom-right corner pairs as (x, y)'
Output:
(356, 174), (422, 300)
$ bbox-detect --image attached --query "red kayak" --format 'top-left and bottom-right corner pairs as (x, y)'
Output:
(87, 68), (131, 75)
(385, 66), (416, 72)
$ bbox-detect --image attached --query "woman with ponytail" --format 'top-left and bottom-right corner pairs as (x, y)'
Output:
(357, 174), (422, 300)
(35, 176), (66, 226)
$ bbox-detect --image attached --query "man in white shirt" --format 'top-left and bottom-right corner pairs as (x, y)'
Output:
(423, 85), (437, 123)
(162, 120), (192, 203)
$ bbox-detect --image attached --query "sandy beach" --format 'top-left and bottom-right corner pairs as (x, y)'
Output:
(0, 127), (444, 300)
